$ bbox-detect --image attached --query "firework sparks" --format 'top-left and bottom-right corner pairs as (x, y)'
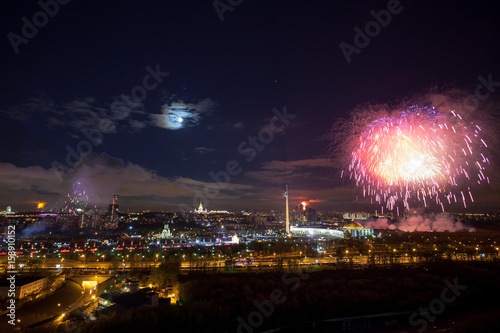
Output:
(333, 104), (489, 212)
(62, 178), (98, 214)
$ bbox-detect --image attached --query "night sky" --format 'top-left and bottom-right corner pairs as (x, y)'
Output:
(1, 0), (499, 212)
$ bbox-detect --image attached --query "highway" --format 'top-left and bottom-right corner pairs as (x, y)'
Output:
(1, 253), (487, 274)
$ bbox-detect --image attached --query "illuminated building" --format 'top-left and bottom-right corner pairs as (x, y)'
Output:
(231, 234), (240, 244)
(106, 193), (120, 229)
(194, 202), (207, 214)
(290, 226), (344, 239)
(341, 222), (374, 238)
(0, 276), (47, 300)
(0, 206), (14, 215)
(193, 202), (230, 214)
(159, 224), (173, 239)
(343, 212), (371, 220)
(79, 213), (90, 228)
(90, 211), (102, 229)
(295, 202), (317, 223)
(108, 193), (120, 217)
(289, 221), (373, 239)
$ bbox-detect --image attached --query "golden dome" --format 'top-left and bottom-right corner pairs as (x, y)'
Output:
(343, 222), (364, 229)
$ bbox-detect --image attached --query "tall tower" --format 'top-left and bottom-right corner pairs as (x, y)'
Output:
(113, 193), (119, 206)
(109, 193), (120, 225)
(283, 185), (290, 235)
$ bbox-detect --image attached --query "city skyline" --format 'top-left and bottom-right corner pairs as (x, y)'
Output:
(1, 1), (500, 213)
(3, 2), (500, 332)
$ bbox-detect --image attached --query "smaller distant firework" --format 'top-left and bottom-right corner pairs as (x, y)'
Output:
(62, 178), (98, 214)
(332, 102), (490, 213)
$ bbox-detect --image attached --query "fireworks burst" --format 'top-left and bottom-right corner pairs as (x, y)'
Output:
(332, 101), (490, 213)
(62, 178), (99, 214)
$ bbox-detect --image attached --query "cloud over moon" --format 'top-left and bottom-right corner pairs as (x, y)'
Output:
(151, 98), (216, 130)
(1, 95), (216, 134)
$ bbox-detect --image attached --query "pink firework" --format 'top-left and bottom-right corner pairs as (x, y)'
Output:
(332, 104), (489, 212)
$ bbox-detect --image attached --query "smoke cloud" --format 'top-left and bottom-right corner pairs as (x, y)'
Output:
(21, 219), (50, 237)
(363, 215), (472, 232)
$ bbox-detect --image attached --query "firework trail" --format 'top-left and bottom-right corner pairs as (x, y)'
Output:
(331, 96), (490, 213)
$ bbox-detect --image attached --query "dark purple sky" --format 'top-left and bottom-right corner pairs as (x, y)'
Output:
(1, 0), (499, 213)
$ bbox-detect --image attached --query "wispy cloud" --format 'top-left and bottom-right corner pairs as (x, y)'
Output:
(194, 147), (215, 154)
(263, 158), (334, 170)
(233, 121), (244, 129)
(1, 94), (216, 134)
(0, 152), (252, 211)
(0, 155), (407, 212)
(246, 158), (334, 184)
